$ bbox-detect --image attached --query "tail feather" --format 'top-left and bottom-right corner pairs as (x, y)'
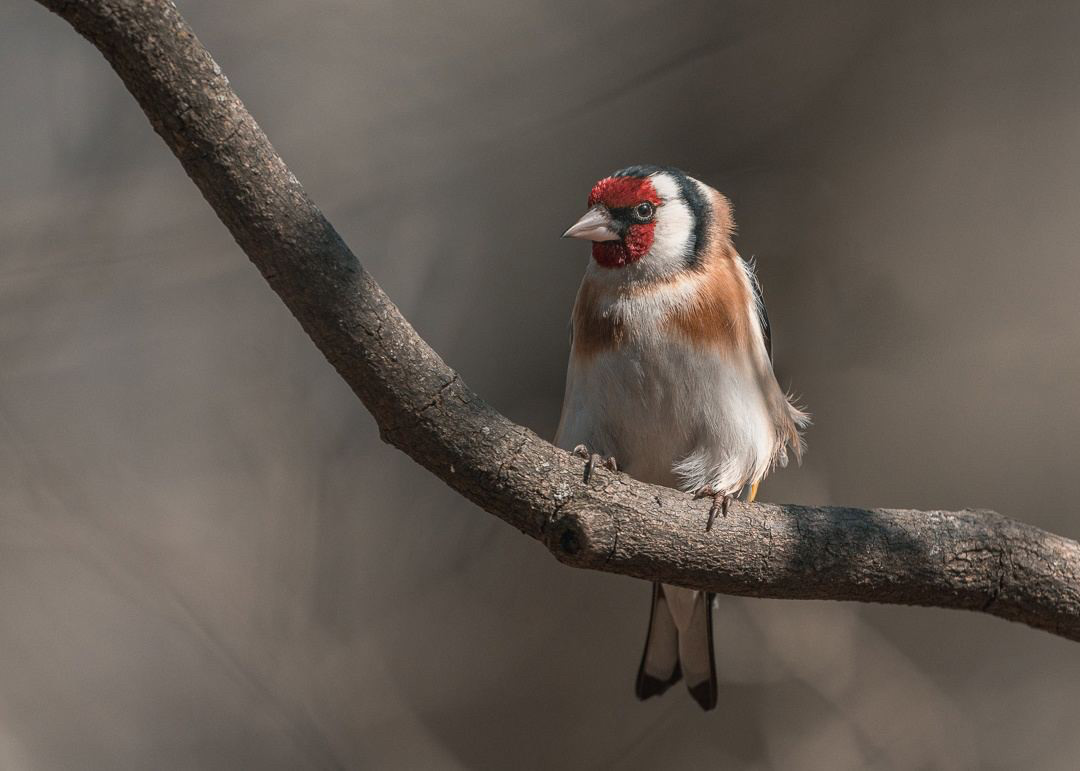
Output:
(635, 583), (717, 711)
(683, 590), (717, 711)
(635, 583), (682, 699)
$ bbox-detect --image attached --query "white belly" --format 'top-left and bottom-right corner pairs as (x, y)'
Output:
(555, 336), (776, 495)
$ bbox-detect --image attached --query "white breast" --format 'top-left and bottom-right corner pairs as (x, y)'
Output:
(555, 273), (779, 496)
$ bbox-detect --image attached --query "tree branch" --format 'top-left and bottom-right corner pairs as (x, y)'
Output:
(33, 0), (1080, 642)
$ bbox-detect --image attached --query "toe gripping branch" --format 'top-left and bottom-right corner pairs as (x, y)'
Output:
(572, 444), (617, 484)
(694, 487), (730, 532)
(571, 445), (741, 532)
(696, 481), (758, 531)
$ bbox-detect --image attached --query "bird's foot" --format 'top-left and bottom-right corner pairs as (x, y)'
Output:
(694, 486), (730, 532)
(572, 444), (617, 484)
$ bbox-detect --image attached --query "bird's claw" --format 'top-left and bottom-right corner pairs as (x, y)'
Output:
(695, 487), (730, 532)
(572, 444), (617, 484)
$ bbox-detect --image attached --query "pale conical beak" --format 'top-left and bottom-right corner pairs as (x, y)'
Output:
(561, 205), (620, 242)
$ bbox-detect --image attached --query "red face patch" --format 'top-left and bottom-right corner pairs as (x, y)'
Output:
(587, 176), (661, 268)
(588, 176), (660, 209)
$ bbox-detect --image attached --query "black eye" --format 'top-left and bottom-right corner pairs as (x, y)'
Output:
(632, 202), (655, 222)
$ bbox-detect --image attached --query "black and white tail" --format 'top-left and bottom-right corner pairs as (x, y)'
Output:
(634, 583), (717, 711)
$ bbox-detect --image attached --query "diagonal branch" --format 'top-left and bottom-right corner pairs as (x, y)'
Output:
(32, 0), (1080, 642)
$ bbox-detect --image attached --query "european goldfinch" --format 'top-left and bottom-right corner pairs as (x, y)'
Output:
(555, 165), (808, 711)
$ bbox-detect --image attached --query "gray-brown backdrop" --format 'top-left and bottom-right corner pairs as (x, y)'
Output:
(3, 1), (1080, 768)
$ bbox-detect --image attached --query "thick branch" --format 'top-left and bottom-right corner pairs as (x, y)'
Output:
(33, 0), (1080, 641)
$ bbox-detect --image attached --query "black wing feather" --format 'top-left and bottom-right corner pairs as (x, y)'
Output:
(748, 264), (773, 361)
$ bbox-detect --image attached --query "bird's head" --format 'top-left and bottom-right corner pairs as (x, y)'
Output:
(562, 165), (720, 278)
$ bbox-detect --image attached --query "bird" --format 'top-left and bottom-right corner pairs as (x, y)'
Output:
(554, 164), (808, 711)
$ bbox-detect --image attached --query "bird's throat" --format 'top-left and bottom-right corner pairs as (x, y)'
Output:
(592, 223), (655, 268)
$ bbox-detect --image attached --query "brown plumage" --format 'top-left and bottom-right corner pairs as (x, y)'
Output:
(569, 278), (625, 360)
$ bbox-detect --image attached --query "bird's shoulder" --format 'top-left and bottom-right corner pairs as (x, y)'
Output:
(663, 252), (754, 351)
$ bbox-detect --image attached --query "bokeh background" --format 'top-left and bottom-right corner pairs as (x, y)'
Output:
(3, 0), (1080, 768)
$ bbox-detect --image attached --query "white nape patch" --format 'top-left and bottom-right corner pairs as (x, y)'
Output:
(690, 177), (714, 215)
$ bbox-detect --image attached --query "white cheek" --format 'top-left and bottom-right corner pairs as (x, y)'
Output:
(644, 172), (694, 275)
(650, 199), (693, 267)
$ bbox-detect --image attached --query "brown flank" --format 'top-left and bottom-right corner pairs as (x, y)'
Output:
(571, 279), (625, 358)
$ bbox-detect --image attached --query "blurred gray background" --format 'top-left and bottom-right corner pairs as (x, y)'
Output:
(3, 0), (1080, 768)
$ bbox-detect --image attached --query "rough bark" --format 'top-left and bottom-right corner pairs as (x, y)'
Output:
(31, 0), (1080, 642)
